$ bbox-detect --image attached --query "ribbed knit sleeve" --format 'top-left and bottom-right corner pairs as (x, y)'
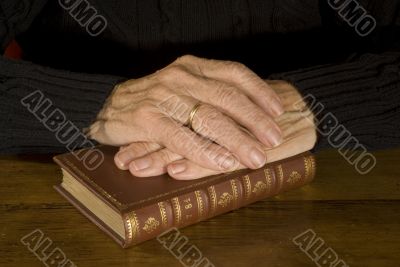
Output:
(0, 0), (126, 154)
(270, 50), (400, 151)
(0, 56), (125, 154)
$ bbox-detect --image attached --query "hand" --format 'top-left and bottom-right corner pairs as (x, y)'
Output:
(113, 80), (317, 179)
(89, 55), (284, 173)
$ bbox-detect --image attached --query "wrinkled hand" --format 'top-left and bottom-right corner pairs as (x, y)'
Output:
(89, 55), (285, 174)
(110, 80), (317, 180)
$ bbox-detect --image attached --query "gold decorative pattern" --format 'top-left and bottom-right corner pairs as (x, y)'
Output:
(218, 192), (234, 208)
(264, 168), (273, 195)
(230, 179), (239, 207)
(142, 217), (160, 234)
(304, 156), (315, 181)
(60, 154), (240, 210)
(243, 175), (251, 200)
(171, 197), (182, 225)
(208, 186), (217, 215)
(276, 165), (284, 190)
(304, 157), (310, 180)
(126, 211), (139, 244)
(158, 202), (168, 227)
(125, 215), (132, 242)
(195, 191), (204, 218)
(303, 155), (316, 182)
(309, 155), (316, 179)
(287, 171), (302, 185)
(252, 181), (267, 197)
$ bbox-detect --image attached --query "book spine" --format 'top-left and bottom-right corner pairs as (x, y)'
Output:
(122, 154), (316, 247)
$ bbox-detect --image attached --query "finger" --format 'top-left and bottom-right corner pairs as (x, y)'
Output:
(128, 148), (184, 177)
(157, 97), (268, 169)
(114, 142), (162, 170)
(154, 117), (239, 171)
(264, 110), (316, 162)
(174, 74), (283, 147)
(189, 103), (268, 169)
(155, 95), (268, 169)
(118, 66), (283, 148)
(167, 159), (246, 180)
(175, 55), (284, 117)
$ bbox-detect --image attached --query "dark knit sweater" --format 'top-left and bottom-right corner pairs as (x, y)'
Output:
(1, 0), (399, 154)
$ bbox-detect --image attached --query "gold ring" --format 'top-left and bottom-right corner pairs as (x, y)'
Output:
(186, 102), (202, 130)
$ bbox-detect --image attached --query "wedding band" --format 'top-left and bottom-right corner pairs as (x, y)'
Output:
(186, 102), (202, 130)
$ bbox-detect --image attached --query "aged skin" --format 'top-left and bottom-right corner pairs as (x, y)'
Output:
(89, 55), (285, 170)
(112, 79), (317, 180)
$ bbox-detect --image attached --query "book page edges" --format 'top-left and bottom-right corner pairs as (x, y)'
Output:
(54, 185), (128, 247)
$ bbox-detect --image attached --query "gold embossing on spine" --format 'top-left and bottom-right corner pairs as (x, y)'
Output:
(287, 171), (302, 185)
(303, 155), (316, 181)
(243, 175), (251, 201)
(252, 181), (267, 197)
(309, 155), (316, 180)
(195, 191), (204, 219)
(171, 197), (182, 226)
(142, 217), (160, 234)
(126, 211), (139, 244)
(158, 202), (168, 227)
(276, 165), (284, 190)
(304, 157), (310, 180)
(208, 186), (217, 215)
(230, 179), (239, 208)
(218, 193), (234, 208)
(264, 168), (273, 195)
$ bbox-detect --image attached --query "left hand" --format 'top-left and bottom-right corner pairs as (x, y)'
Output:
(114, 80), (317, 180)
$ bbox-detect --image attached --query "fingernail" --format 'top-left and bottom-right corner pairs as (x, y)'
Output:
(170, 163), (186, 174)
(271, 99), (284, 116)
(267, 128), (282, 147)
(250, 148), (266, 168)
(220, 155), (237, 171)
(115, 150), (134, 169)
(131, 158), (152, 171)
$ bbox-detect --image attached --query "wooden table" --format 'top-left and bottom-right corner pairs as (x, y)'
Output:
(1, 149), (399, 267)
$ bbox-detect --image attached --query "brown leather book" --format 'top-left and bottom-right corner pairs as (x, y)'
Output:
(54, 146), (316, 248)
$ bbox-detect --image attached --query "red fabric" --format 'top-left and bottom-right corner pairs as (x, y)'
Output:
(4, 40), (22, 59)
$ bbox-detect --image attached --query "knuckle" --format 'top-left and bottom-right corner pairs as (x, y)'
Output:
(112, 82), (129, 95)
(165, 124), (186, 143)
(111, 91), (130, 107)
(158, 65), (188, 81)
(103, 106), (119, 120)
(197, 106), (220, 132)
(222, 136), (242, 153)
(249, 110), (268, 125)
(204, 144), (228, 164)
(226, 61), (248, 74)
(140, 142), (154, 153)
(158, 150), (175, 164)
(219, 126), (247, 151)
(175, 54), (196, 64)
(216, 85), (245, 107)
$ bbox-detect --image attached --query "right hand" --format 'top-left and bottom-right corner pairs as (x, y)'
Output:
(89, 55), (284, 172)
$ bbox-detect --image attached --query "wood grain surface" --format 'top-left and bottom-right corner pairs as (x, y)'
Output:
(1, 149), (399, 267)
